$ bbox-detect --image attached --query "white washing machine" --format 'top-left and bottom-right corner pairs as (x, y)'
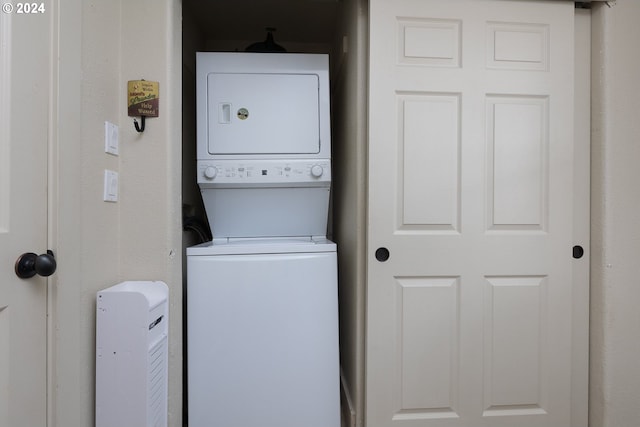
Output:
(188, 53), (340, 427)
(187, 238), (339, 427)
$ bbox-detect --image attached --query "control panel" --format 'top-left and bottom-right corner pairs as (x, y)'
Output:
(198, 159), (331, 187)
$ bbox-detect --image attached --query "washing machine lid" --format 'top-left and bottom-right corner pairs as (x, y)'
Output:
(207, 72), (320, 155)
(187, 237), (336, 256)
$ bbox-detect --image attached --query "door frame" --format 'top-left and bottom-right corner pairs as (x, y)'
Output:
(47, 0), (84, 425)
(571, 7), (591, 427)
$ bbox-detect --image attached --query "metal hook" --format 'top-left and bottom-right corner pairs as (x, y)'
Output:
(133, 116), (145, 133)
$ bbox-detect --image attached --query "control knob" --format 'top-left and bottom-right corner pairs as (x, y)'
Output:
(203, 166), (217, 180)
(310, 164), (324, 178)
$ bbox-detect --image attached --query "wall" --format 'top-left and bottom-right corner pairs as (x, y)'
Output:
(182, 6), (207, 252)
(331, 0), (368, 426)
(590, 1), (640, 426)
(54, 0), (182, 426)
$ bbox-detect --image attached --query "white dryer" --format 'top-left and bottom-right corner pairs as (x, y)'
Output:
(195, 52), (332, 239)
(196, 52), (331, 162)
(188, 52), (340, 427)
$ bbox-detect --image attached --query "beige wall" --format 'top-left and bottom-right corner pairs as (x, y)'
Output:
(54, 0), (182, 426)
(590, 1), (640, 426)
(331, 0), (368, 426)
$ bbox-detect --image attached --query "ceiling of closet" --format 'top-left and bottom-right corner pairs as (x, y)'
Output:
(183, 0), (339, 45)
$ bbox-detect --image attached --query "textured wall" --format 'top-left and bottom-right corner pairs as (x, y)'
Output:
(54, 1), (182, 426)
(590, 2), (640, 426)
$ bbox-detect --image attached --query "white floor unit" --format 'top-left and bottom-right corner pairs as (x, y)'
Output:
(95, 281), (169, 427)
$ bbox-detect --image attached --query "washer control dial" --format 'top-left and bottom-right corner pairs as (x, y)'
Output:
(310, 164), (324, 178)
(204, 166), (217, 180)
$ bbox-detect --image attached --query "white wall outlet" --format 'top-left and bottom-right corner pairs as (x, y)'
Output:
(105, 121), (119, 155)
(103, 170), (118, 202)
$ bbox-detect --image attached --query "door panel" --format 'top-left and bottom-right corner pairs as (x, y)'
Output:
(0, 8), (50, 427)
(487, 96), (548, 229)
(482, 276), (547, 414)
(399, 93), (460, 230)
(367, 1), (584, 426)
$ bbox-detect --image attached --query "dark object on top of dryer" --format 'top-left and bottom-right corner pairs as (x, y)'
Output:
(245, 28), (287, 53)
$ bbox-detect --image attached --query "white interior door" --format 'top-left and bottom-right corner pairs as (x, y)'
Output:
(0, 8), (51, 427)
(367, 1), (586, 426)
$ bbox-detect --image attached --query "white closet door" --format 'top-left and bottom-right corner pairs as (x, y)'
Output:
(367, 1), (586, 426)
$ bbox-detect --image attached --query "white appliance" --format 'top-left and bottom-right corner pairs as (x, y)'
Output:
(195, 52), (332, 238)
(95, 281), (169, 427)
(197, 158), (331, 238)
(188, 52), (340, 427)
(196, 52), (331, 161)
(188, 238), (339, 427)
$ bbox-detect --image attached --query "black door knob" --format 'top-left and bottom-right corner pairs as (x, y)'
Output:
(15, 250), (57, 279)
(375, 247), (390, 262)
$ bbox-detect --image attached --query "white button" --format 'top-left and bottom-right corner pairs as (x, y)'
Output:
(310, 164), (324, 178)
(204, 166), (217, 179)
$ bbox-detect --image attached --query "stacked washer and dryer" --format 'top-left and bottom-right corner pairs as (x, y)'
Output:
(187, 53), (340, 427)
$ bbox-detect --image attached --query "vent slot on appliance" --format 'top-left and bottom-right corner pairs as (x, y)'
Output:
(148, 335), (168, 427)
(149, 315), (164, 330)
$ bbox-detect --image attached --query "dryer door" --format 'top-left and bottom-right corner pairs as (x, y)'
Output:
(207, 73), (320, 155)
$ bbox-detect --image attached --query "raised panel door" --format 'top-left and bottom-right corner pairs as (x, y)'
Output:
(367, 1), (586, 426)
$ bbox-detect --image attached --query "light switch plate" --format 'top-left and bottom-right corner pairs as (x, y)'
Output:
(105, 121), (119, 155)
(103, 170), (118, 202)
